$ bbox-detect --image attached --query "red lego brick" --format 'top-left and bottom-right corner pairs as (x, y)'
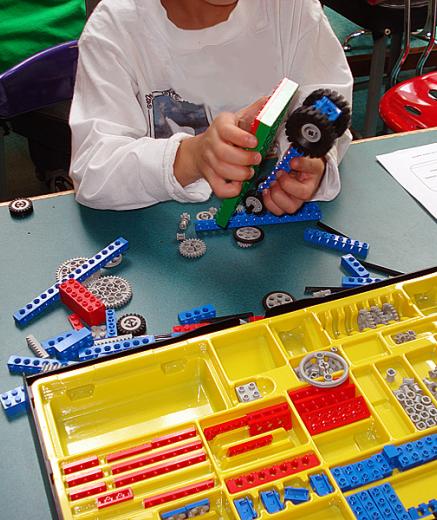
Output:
(203, 416), (248, 441)
(68, 313), (85, 331)
(65, 468), (104, 488)
(248, 316), (264, 322)
(172, 323), (209, 333)
(114, 451), (206, 488)
(69, 482), (107, 501)
(106, 442), (153, 463)
(288, 378), (351, 402)
(111, 440), (203, 475)
(246, 402), (292, 436)
(300, 396), (371, 435)
(226, 452), (320, 493)
(143, 479), (214, 508)
(59, 279), (106, 326)
(97, 487), (134, 509)
(227, 435), (273, 457)
(61, 455), (99, 475)
(291, 384), (356, 414)
(151, 426), (197, 449)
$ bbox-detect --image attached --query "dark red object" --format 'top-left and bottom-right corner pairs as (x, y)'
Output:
(59, 279), (106, 326)
(291, 384), (356, 414)
(225, 452), (320, 493)
(300, 396), (371, 435)
(151, 426), (197, 448)
(114, 452), (206, 487)
(107, 442), (153, 464)
(288, 378), (351, 402)
(69, 482), (107, 502)
(172, 323), (209, 333)
(379, 71), (437, 132)
(65, 468), (104, 488)
(61, 455), (99, 475)
(68, 313), (85, 331)
(111, 440), (203, 475)
(143, 479), (214, 508)
(97, 488), (134, 509)
(203, 416), (248, 441)
(227, 435), (273, 457)
(247, 402), (292, 435)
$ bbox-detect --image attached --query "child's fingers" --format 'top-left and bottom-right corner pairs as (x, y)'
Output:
(236, 96), (269, 131)
(217, 115), (258, 148)
(210, 177), (243, 198)
(277, 171), (317, 201)
(262, 189), (284, 216)
(290, 156), (325, 174)
(213, 141), (261, 167)
(269, 183), (303, 214)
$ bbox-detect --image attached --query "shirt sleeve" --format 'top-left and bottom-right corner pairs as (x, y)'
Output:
(276, 0), (354, 201)
(69, 23), (211, 210)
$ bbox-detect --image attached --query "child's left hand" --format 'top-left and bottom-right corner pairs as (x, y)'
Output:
(262, 156), (326, 215)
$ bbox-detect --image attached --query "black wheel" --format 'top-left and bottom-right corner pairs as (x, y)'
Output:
(8, 198), (33, 217)
(285, 107), (337, 158)
(243, 191), (265, 215)
(233, 226), (264, 244)
(302, 88), (351, 138)
(117, 313), (147, 336)
(262, 291), (295, 310)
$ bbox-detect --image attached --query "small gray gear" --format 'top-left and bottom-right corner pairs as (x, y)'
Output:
(233, 226), (264, 244)
(179, 239), (207, 259)
(88, 275), (132, 308)
(56, 257), (101, 287)
(196, 211), (213, 220)
(104, 254), (123, 268)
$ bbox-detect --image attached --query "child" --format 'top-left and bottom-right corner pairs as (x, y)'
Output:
(70, 0), (353, 214)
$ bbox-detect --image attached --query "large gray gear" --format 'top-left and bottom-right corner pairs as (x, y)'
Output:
(179, 238), (207, 259)
(56, 257), (102, 287)
(298, 351), (349, 388)
(88, 275), (132, 308)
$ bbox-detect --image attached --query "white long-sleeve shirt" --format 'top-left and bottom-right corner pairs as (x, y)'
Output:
(70, 0), (353, 210)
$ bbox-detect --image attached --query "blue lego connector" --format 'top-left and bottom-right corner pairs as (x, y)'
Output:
(45, 327), (93, 361)
(178, 304), (216, 325)
(347, 484), (410, 520)
(160, 505), (187, 519)
(368, 485), (397, 520)
(7, 355), (73, 375)
(260, 490), (284, 513)
(304, 227), (369, 258)
(283, 487), (310, 504)
(375, 484), (410, 520)
(346, 494), (371, 520)
(342, 276), (383, 288)
(195, 203), (322, 232)
(1, 385), (27, 418)
(78, 335), (157, 361)
(314, 96), (342, 122)
(341, 254), (370, 278)
(257, 147), (304, 191)
(309, 474), (334, 496)
(234, 497), (258, 520)
(105, 309), (117, 338)
(13, 237), (129, 326)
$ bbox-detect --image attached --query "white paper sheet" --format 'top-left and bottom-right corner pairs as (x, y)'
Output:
(376, 142), (437, 219)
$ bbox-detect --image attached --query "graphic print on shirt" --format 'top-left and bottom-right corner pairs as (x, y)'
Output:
(145, 89), (211, 139)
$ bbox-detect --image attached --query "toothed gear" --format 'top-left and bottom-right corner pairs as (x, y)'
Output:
(117, 313), (147, 336)
(104, 254), (123, 268)
(196, 210), (213, 220)
(9, 197), (33, 217)
(56, 257), (102, 287)
(88, 275), (132, 308)
(179, 238), (207, 259)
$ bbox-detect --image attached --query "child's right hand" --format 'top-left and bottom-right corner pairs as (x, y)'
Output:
(175, 97), (267, 198)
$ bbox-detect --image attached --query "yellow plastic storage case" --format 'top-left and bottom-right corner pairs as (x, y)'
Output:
(28, 268), (437, 519)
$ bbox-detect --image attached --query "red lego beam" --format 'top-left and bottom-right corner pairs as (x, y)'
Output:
(227, 435), (273, 457)
(143, 479), (215, 508)
(61, 455), (99, 475)
(97, 488), (134, 509)
(69, 482), (107, 502)
(65, 468), (104, 488)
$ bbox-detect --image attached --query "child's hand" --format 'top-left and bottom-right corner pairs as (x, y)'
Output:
(181, 97), (268, 198)
(262, 156), (326, 215)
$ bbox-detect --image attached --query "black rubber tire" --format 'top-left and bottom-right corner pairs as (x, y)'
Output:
(117, 313), (147, 336)
(285, 107), (337, 158)
(8, 198), (33, 217)
(302, 88), (351, 138)
(233, 226), (264, 244)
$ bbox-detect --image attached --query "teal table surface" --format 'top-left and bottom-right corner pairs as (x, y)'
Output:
(0, 130), (436, 518)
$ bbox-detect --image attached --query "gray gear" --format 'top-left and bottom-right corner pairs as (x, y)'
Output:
(179, 239), (207, 259)
(263, 291), (294, 309)
(234, 226), (263, 243)
(196, 211), (213, 220)
(88, 275), (132, 308)
(56, 257), (101, 287)
(104, 254), (123, 268)
(299, 351), (349, 388)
